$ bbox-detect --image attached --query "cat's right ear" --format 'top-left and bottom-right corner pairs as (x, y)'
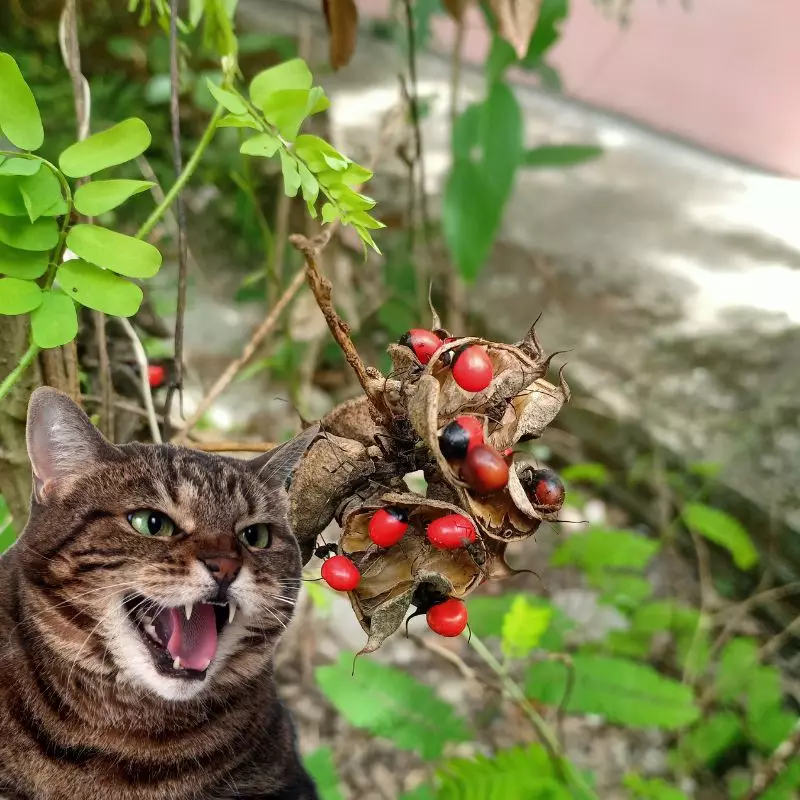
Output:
(26, 387), (119, 502)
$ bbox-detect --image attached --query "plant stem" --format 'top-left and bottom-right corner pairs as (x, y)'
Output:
(0, 344), (40, 403)
(135, 104), (224, 241)
(467, 633), (598, 800)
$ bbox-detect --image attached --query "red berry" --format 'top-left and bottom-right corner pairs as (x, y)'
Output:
(426, 513), (477, 550)
(321, 555), (361, 591)
(399, 329), (443, 365)
(451, 345), (493, 392)
(530, 468), (565, 511)
(148, 364), (166, 388)
(426, 598), (468, 637)
(439, 416), (485, 461)
(368, 507), (409, 548)
(460, 444), (510, 494)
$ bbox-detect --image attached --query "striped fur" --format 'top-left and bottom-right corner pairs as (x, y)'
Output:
(0, 389), (319, 799)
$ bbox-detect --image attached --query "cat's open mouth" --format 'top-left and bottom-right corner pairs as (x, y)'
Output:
(123, 596), (233, 680)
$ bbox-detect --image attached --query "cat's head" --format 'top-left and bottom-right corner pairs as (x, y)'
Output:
(18, 387), (317, 702)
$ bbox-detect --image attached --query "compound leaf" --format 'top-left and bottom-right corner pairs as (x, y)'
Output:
(57, 259), (143, 316)
(59, 118), (151, 178)
(0, 215), (58, 251)
(0, 52), (44, 150)
(0, 276), (42, 314)
(681, 503), (757, 570)
(0, 241), (48, 279)
(66, 224), (162, 278)
(73, 179), (155, 216)
(30, 290), (78, 348)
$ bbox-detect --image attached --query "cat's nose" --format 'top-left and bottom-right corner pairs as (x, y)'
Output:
(202, 557), (241, 586)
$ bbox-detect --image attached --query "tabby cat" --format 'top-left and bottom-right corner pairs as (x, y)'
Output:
(0, 387), (321, 800)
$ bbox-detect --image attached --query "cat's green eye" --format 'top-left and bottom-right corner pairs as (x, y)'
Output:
(128, 510), (176, 538)
(240, 523), (271, 550)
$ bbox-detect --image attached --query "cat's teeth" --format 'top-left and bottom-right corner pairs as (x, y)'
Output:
(184, 603), (193, 621)
(228, 602), (237, 624)
(143, 623), (158, 641)
(173, 657), (182, 670)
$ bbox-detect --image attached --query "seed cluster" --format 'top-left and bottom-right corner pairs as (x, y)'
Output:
(292, 312), (570, 651)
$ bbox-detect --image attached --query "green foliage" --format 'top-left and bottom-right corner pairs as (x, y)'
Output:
(58, 118), (152, 177)
(315, 653), (470, 760)
(671, 711), (742, 772)
(73, 179), (155, 216)
(31, 290), (78, 348)
(623, 774), (689, 800)
(66, 224), (162, 279)
(560, 462), (609, 486)
(399, 788), (437, 800)
(436, 744), (574, 800)
(526, 653), (700, 730)
(523, 145), (603, 168)
(551, 528), (660, 571)
(302, 748), (344, 800)
(0, 496), (15, 554)
(0, 52), (44, 150)
(0, 277), (42, 314)
(501, 595), (552, 659)
(57, 259), (143, 317)
(681, 502), (758, 570)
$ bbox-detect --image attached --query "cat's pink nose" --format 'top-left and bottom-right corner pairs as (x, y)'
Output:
(202, 557), (241, 585)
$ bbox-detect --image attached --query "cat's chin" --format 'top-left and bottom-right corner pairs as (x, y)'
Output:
(108, 594), (242, 702)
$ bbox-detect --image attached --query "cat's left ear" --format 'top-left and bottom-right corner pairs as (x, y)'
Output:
(26, 386), (120, 501)
(249, 424), (320, 489)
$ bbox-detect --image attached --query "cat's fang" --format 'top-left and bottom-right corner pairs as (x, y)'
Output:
(228, 602), (237, 625)
(185, 603), (193, 621)
(173, 657), (182, 670)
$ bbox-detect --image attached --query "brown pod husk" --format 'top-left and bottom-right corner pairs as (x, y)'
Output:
(289, 433), (377, 563)
(321, 396), (381, 447)
(338, 493), (483, 651)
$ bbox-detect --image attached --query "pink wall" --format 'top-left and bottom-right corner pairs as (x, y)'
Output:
(358, 0), (800, 176)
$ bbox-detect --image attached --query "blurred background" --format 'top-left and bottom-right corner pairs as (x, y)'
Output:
(1, 1), (799, 798)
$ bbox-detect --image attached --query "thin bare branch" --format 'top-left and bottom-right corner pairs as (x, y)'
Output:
(189, 441), (278, 453)
(161, 0), (189, 439)
(743, 717), (800, 800)
(119, 319), (161, 444)
(176, 268), (307, 441)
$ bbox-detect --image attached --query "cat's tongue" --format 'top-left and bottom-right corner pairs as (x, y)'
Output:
(162, 604), (217, 672)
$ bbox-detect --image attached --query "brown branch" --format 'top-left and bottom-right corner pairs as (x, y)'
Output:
(743, 718), (800, 800)
(188, 441), (278, 453)
(119, 319), (161, 443)
(161, 0), (189, 439)
(289, 231), (385, 413)
(176, 267), (307, 441)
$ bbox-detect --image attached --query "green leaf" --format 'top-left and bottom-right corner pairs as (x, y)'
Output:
(354, 225), (380, 255)
(551, 528), (660, 571)
(442, 159), (500, 283)
(631, 601), (700, 637)
(261, 89), (313, 141)
(561, 462), (609, 486)
(302, 748), (344, 800)
(0, 277), (43, 314)
(204, 78), (247, 114)
(0, 52), (44, 150)
(250, 58), (313, 108)
(217, 113), (260, 130)
(321, 202), (339, 224)
(437, 744), (572, 800)
(0, 177), (27, 216)
(501, 595), (552, 659)
(295, 135), (349, 173)
(66, 225), (162, 279)
(0, 157), (41, 176)
(59, 118), (152, 178)
(481, 81), (524, 199)
(749, 707), (796, 752)
(0, 216), (58, 251)
(452, 103), (482, 161)
(525, 653), (700, 730)
(623, 774), (689, 800)
(240, 133), (281, 158)
(716, 637), (759, 703)
(30, 290), (78, 348)
(298, 162), (319, 204)
(345, 210), (384, 230)
(523, 144), (603, 168)
(328, 185), (376, 211)
(523, 0), (568, 66)
(467, 594), (571, 652)
(588, 571), (652, 609)
(0, 241), (48, 279)
(57, 259), (143, 317)
(315, 653), (470, 760)
(672, 712), (742, 771)
(0, 495), (16, 554)
(73, 179), (155, 216)
(486, 35), (518, 82)
(279, 151), (301, 197)
(398, 788), (435, 800)
(17, 167), (67, 221)
(681, 503), (758, 570)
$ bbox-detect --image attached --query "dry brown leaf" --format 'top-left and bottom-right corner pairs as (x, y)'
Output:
(490, 0), (541, 59)
(442, 0), (471, 21)
(488, 377), (568, 449)
(322, 0), (359, 70)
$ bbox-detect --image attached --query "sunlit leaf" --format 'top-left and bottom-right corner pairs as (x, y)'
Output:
(502, 595), (552, 659)
(551, 528), (660, 571)
(57, 259), (143, 316)
(17, 166), (66, 221)
(295, 135), (349, 172)
(204, 78), (247, 114)
(250, 58), (312, 108)
(0, 177), (27, 216)
(0, 241), (48, 279)
(217, 113), (260, 130)
(321, 202), (339, 224)
(279, 151), (301, 197)
(681, 503), (758, 570)
(0, 157), (41, 176)
(261, 89), (313, 141)
(59, 118), (152, 178)
(0, 216), (59, 251)
(0, 276), (43, 314)
(73, 179), (155, 216)
(298, 162), (319, 204)
(302, 747), (344, 800)
(66, 224), (162, 278)
(0, 52), (44, 150)
(30, 290), (78, 348)
(240, 132), (281, 157)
